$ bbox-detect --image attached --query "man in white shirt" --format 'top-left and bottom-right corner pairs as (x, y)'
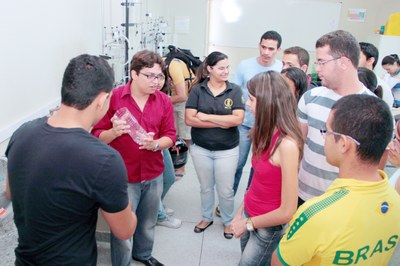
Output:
(297, 30), (375, 205)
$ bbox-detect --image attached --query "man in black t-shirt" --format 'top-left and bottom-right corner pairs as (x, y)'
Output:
(5, 54), (137, 265)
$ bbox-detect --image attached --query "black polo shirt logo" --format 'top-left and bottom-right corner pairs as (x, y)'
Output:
(224, 98), (233, 109)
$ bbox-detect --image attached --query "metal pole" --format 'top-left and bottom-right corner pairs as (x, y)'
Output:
(124, 0), (129, 83)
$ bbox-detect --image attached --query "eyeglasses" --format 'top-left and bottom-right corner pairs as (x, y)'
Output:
(211, 66), (231, 71)
(140, 72), (165, 82)
(320, 128), (360, 146)
(314, 57), (341, 67)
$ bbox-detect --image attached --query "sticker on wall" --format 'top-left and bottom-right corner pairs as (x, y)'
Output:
(347, 8), (367, 22)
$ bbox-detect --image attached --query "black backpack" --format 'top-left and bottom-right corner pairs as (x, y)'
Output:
(164, 45), (202, 85)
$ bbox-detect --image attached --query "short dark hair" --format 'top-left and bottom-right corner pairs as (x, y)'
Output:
(316, 30), (359, 68)
(260, 30), (282, 48)
(382, 54), (400, 66)
(281, 67), (308, 101)
(61, 54), (114, 110)
(129, 50), (164, 78)
(331, 94), (393, 164)
(359, 42), (379, 69)
(283, 46), (310, 66)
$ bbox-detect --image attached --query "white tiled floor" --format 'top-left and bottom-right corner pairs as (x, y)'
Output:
(97, 154), (251, 266)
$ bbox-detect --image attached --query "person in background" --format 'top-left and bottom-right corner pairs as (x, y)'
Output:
(185, 51), (245, 239)
(231, 31), (283, 216)
(166, 58), (194, 179)
(358, 42), (394, 107)
(388, 120), (400, 194)
(382, 54), (400, 82)
(156, 66), (182, 229)
(297, 30), (375, 207)
(281, 67), (308, 101)
(272, 94), (400, 265)
(5, 54), (137, 265)
(92, 50), (175, 266)
(231, 71), (304, 266)
(282, 46), (309, 72)
(382, 54), (400, 107)
(282, 46), (318, 89)
(357, 67), (383, 98)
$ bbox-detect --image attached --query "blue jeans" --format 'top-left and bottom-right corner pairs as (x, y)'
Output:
(110, 174), (163, 266)
(233, 125), (252, 195)
(239, 211), (286, 266)
(190, 143), (238, 226)
(158, 149), (176, 222)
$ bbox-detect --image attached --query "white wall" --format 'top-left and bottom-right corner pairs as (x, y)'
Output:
(162, 0), (208, 57)
(0, 0), (103, 147)
(209, 0), (400, 78)
(209, 0), (342, 51)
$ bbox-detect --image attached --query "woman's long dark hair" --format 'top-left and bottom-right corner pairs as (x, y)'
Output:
(357, 67), (382, 99)
(281, 67), (308, 101)
(160, 65), (173, 95)
(247, 71), (304, 160)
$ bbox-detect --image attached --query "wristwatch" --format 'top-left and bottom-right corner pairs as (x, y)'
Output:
(152, 141), (160, 152)
(246, 218), (254, 231)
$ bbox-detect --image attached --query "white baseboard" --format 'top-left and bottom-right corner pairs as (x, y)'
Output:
(0, 98), (61, 143)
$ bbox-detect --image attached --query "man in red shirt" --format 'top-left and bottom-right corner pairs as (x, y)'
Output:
(92, 50), (176, 266)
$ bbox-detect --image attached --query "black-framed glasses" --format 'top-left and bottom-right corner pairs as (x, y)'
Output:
(140, 72), (165, 82)
(314, 57), (341, 67)
(320, 128), (360, 146)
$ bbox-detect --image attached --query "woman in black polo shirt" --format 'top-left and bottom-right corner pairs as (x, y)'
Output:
(185, 51), (245, 239)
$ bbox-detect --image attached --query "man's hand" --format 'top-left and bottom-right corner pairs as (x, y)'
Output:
(110, 116), (130, 138)
(139, 132), (157, 151)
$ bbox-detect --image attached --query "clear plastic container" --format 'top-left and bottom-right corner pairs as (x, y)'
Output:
(113, 107), (147, 145)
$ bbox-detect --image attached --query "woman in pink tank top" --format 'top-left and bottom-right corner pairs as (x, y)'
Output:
(231, 71), (304, 266)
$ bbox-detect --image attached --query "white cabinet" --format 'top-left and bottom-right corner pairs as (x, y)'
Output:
(367, 35), (400, 78)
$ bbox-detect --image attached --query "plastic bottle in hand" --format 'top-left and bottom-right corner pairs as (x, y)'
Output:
(113, 107), (147, 145)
